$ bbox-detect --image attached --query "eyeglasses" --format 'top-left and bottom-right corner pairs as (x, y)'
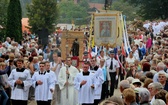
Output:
(159, 76), (166, 78)
(148, 87), (153, 90)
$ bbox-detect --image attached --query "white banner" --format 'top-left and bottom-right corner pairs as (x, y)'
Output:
(94, 12), (118, 47)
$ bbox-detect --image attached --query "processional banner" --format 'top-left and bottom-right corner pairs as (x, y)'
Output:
(94, 11), (122, 47)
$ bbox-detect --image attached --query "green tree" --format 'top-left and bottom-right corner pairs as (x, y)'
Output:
(79, 0), (90, 10)
(58, 1), (89, 25)
(6, 0), (22, 42)
(0, 0), (9, 27)
(27, 0), (58, 33)
(111, 0), (139, 21)
(0, 0), (9, 41)
(89, 0), (104, 3)
(126, 0), (168, 20)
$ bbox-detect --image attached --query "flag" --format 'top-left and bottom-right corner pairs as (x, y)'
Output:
(88, 47), (92, 59)
(123, 15), (132, 52)
(121, 14), (129, 55)
(122, 43), (126, 57)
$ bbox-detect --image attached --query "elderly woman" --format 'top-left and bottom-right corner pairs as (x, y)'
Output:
(122, 88), (138, 105)
(158, 71), (168, 91)
(135, 88), (150, 105)
(119, 80), (130, 94)
(147, 82), (163, 104)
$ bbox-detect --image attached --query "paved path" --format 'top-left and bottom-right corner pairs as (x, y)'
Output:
(28, 88), (121, 105)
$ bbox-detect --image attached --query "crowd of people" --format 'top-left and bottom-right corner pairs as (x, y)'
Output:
(0, 19), (168, 105)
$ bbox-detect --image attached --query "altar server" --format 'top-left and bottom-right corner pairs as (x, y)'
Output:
(45, 61), (57, 105)
(8, 58), (32, 105)
(74, 61), (97, 105)
(32, 62), (55, 105)
(89, 57), (104, 105)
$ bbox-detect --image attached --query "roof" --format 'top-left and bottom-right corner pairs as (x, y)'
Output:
(22, 18), (31, 33)
(89, 3), (104, 10)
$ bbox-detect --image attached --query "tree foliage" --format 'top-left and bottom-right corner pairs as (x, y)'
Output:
(27, 0), (58, 33)
(0, 0), (9, 27)
(111, 0), (139, 21)
(89, 0), (104, 3)
(0, 0), (9, 41)
(126, 0), (168, 20)
(79, 0), (90, 10)
(58, 1), (89, 25)
(6, 0), (22, 42)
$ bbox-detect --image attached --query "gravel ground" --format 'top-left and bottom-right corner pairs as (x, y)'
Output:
(28, 88), (121, 105)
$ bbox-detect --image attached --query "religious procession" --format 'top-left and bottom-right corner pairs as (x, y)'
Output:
(1, 0), (168, 105)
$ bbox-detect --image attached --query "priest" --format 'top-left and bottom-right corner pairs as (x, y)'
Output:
(58, 57), (79, 105)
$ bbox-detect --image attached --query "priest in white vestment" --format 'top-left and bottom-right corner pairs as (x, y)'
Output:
(8, 59), (32, 105)
(58, 57), (79, 105)
(74, 61), (97, 105)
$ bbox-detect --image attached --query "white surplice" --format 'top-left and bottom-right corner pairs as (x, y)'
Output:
(58, 65), (79, 105)
(50, 62), (64, 83)
(47, 70), (57, 100)
(50, 62), (64, 105)
(8, 69), (32, 100)
(32, 71), (55, 101)
(74, 71), (97, 104)
(89, 68), (104, 99)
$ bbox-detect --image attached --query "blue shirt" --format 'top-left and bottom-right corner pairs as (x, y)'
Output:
(102, 66), (107, 81)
